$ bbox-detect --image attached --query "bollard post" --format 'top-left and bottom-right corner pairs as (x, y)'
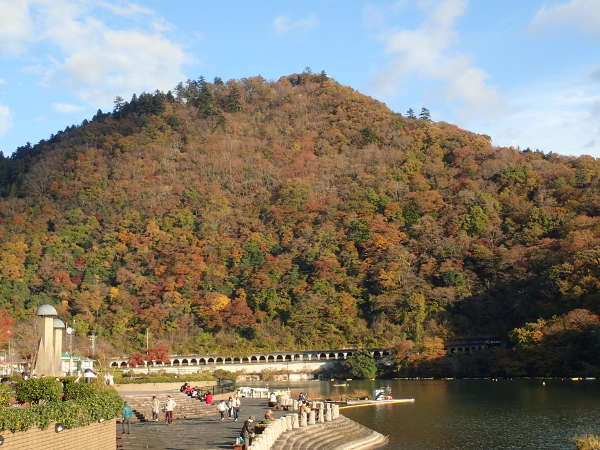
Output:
(332, 404), (339, 419)
(318, 407), (325, 423)
(308, 410), (316, 425)
(292, 399), (298, 411)
(292, 413), (300, 429)
(285, 414), (293, 431)
(325, 405), (332, 422)
(300, 411), (307, 427)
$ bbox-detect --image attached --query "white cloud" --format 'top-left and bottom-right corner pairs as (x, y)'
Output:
(0, 105), (12, 136)
(0, 79), (6, 85)
(0, 0), (188, 108)
(0, 0), (35, 55)
(95, 0), (152, 17)
(529, 0), (600, 35)
(52, 102), (84, 113)
(370, 0), (505, 120)
(469, 75), (600, 157)
(273, 14), (317, 36)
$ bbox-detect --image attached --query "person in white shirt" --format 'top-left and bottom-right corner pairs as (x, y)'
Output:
(268, 392), (277, 407)
(217, 400), (227, 422)
(165, 395), (176, 425)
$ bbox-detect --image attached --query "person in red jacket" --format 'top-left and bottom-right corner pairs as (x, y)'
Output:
(205, 392), (213, 405)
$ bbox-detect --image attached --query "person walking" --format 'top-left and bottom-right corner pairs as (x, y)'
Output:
(165, 395), (176, 425)
(151, 395), (160, 422)
(233, 395), (241, 422)
(122, 402), (133, 434)
(217, 399), (227, 422)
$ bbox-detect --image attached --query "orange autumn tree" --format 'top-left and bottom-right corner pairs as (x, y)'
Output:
(0, 310), (15, 348)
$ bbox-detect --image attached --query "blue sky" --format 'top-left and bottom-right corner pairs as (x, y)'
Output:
(0, 0), (599, 157)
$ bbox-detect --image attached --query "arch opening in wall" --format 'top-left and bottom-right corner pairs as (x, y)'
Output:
(319, 353), (327, 360)
(216, 357), (223, 363)
(285, 355), (292, 361)
(251, 356), (258, 362)
(208, 357), (215, 363)
(225, 357), (232, 364)
(172, 359), (180, 366)
(328, 353), (336, 359)
(259, 356), (266, 361)
(199, 358), (207, 365)
(111, 362), (118, 368)
(267, 355), (275, 361)
(181, 359), (188, 365)
(294, 354), (301, 360)
(190, 359), (197, 365)
(276, 355), (283, 361)
(233, 357), (241, 363)
(120, 362), (128, 367)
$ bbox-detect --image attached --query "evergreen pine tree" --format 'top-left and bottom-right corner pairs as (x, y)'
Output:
(419, 107), (431, 122)
(406, 108), (416, 119)
(225, 85), (242, 112)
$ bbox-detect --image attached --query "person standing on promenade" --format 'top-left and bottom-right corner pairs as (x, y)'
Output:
(240, 416), (255, 449)
(122, 402), (133, 434)
(227, 396), (234, 418)
(151, 395), (160, 422)
(165, 395), (176, 425)
(233, 395), (241, 422)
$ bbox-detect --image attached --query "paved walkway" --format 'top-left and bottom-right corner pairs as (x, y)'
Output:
(118, 398), (285, 450)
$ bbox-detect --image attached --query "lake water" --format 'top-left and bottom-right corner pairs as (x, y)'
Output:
(253, 379), (600, 449)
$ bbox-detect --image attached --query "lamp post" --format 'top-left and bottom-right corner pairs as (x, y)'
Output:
(66, 326), (74, 376)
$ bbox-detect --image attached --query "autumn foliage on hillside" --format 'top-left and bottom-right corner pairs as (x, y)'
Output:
(0, 73), (599, 374)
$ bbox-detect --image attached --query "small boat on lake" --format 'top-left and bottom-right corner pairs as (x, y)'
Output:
(333, 387), (415, 409)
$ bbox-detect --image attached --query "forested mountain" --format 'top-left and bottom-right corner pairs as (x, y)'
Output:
(1, 73), (599, 375)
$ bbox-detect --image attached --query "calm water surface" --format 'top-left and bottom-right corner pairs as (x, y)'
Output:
(255, 379), (600, 449)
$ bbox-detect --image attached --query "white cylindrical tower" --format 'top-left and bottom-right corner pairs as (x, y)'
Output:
(33, 304), (58, 376)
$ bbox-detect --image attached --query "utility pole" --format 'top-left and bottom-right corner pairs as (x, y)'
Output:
(7, 338), (11, 376)
(146, 328), (149, 352)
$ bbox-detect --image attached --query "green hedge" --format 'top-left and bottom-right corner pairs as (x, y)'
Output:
(0, 385), (12, 408)
(15, 378), (62, 404)
(0, 379), (123, 433)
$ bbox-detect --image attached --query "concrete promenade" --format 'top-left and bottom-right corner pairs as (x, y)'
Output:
(117, 398), (284, 450)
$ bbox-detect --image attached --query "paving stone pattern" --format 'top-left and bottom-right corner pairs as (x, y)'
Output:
(118, 398), (285, 450)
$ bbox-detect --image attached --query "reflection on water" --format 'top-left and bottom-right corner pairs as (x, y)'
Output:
(246, 379), (600, 449)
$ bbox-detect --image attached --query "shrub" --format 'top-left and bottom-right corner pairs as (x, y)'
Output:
(0, 385), (13, 407)
(0, 382), (123, 433)
(63, 381), (96, 401)
(15, 378), (62, 404)
(574, 434), (600, 450)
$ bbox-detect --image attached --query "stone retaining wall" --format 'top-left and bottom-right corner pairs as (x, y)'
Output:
(1, 419), (116, 450)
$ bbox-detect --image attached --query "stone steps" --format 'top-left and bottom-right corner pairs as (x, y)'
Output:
(121, 392), (219, 423)
(271, 416), (387, 450)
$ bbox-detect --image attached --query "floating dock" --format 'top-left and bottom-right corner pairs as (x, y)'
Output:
(335, 398), (415, 409)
